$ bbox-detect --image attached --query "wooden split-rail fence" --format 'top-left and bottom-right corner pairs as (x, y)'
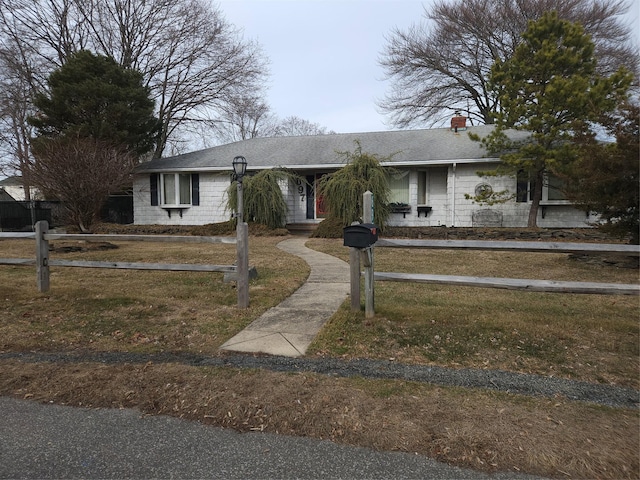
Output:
(351, 192), (640, 318)
(0, 220), (250, 308)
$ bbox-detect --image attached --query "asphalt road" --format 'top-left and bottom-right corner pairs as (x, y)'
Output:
(0, 396), (546, 480)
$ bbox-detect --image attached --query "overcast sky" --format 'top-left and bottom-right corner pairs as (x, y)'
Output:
(217, 0), (639, 135)
(217, 0), (432, 134)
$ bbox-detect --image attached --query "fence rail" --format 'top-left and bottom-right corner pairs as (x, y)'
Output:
(374, 272), (640, 295)
(0, 221), (249, 307)
(350, 205), (640, 318)
(45, 260), (236, 273)
(43, 233), (236, 244)
(371, 239), (639, 299)
(376, 238), (640, 256)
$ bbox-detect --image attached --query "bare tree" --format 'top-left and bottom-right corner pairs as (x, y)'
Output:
(273, 116), (336, 136)
(26, 135), (137, 232)
(213, 93), (278, 144)
(0, 0), (269, 163)
(76, 0), (269, 157)
(212, 101), (335, 145)
(0, 0), (90, 69)
(0, 41), (41, 197)
(379, 0), (638, 128)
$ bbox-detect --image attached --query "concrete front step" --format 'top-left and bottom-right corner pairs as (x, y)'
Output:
(286, 223), (320, 235)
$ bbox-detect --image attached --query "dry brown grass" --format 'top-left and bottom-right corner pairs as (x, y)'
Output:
(306, 238), (639, 388)
(0, 232), (638, 479)
(0, 236), (308, 353)
(1, 360), (637, 480)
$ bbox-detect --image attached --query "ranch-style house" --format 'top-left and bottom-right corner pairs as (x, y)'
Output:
(133, 116), (595, 229)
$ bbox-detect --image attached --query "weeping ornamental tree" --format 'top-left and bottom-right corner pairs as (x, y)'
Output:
(226, 169), (300, 229)
(317, 142), (392, 228)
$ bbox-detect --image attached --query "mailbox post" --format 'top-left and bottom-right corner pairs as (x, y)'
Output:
(343, 218), (379, 318)
(362, 191), (375, 318)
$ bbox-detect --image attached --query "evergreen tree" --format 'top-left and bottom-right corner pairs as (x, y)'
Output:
(29, 50), (158, 155)
(564, 101), (639, 243)
(476, 12), (631, 227)
(27, 50), (158, 231)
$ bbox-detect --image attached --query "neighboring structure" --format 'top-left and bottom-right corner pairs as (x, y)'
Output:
(133, 117), (595, 229)
(0, 177), (53, 231)
(0, 176), (40, 201)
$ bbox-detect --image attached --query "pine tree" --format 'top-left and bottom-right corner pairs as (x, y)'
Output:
(565, 101), (639, 243)
(477, 12), (631, 227)
(27, 50), (158, 231)
(29, 50), (158, 155)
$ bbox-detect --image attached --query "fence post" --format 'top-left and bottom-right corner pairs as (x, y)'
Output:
(236, 221), (249, 308)
(35, 220), (49, 292)
(363, 191), (375, 318)
(350, 246), (360, 310)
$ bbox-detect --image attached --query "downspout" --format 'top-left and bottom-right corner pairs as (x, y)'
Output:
(451, 163), (456, 227)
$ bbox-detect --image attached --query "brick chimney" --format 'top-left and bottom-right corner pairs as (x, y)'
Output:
(450, 112), (467, 132)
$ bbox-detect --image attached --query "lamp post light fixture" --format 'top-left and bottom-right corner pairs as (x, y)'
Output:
(232, 155), (248, 178)
(232, 156), (249, 308)
(232, 155), (247, 223)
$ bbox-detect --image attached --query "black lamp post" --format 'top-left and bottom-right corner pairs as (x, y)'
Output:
(232, 155), (249, 308)
(232, 156), (247, 222)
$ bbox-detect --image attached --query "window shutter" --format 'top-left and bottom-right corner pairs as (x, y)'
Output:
(150, 174), (159, 206)
(191, 174), (200, 206)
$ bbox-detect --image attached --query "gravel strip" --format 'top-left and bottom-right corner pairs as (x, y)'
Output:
(2, 351), (637, 409)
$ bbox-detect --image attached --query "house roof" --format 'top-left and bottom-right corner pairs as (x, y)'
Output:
(136, 125), (523, 174)
(0, 188), (16, 201)
(0, 176), (24, 186)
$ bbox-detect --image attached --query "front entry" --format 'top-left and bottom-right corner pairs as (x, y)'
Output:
(305, 175), (315, 219)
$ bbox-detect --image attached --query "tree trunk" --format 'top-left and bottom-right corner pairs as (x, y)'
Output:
(527, 170), (544, 228)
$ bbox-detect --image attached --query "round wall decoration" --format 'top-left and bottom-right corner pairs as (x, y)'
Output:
(474, 183), (493, 198)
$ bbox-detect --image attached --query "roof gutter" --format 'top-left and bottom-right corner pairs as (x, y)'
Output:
(135, 157), (497, 175)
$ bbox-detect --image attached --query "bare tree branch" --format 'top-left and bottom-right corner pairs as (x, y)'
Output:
(74, 0), (269, 158)
(26, 135), (136, 232)
(379, 0), (638, 128)
(0, 0), (270, 167)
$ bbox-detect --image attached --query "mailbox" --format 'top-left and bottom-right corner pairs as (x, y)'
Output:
(343, 223), (379, 248)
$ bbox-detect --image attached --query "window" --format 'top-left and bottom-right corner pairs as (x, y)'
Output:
(417, 171), (427, 204)
(516, 170), (533, 202)
(417, 168), (447, 204)
(546, 175), (567, 201)
(388, 171), (409, 204)
(162, 173), (191, 205)
(516, 171), (567, 203)
(150, 173), (199, 207)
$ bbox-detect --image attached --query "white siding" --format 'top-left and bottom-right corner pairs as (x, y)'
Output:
(384, 164), (592, 228)
(133, 173), (231, 225)
(285, 177), (312, 224)
(1, 185), (41, 201)
(134, 167), (593, 229)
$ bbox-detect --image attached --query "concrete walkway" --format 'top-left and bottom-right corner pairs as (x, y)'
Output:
(220, 237), (350, 357)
